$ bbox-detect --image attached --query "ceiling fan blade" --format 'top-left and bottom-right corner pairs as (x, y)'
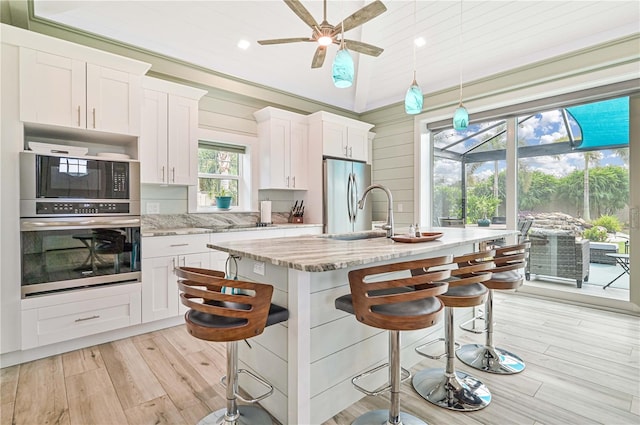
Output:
(340, 39), (384, 57)
(258, 37), (313, 45)
(311, 46), (327, 68)
(332, 0), (387, 36)
(284, 0), (319, 30)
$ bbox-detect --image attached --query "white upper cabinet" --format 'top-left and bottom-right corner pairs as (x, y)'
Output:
(19, 47), (144, 135)
(254, 107), (309, 190)
(139, 77), (207, 185)
(307, 111), (374, 163)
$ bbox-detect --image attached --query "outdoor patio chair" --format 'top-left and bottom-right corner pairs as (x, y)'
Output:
(439, 217), (465, 227)
(525, 228), (589, 288)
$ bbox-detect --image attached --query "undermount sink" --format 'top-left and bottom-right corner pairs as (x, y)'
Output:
(323, 231), (387, 241)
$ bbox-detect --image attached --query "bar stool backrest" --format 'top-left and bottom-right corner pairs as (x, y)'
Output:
(493, 243), (530, 273)
(347, 255), (453, 331)
(175, 266), (274, 342)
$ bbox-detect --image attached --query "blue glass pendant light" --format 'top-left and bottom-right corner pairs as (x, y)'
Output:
(453, 103), (469, 130)
(405, 0), (422, 115)
(405, 72), (423, 114)
(452, 0), (469, 130)
(332, 42), (354, 88)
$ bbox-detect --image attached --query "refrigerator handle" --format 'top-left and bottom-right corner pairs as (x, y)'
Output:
(346, 173), (353, 223)
(351, 173), (359, 222)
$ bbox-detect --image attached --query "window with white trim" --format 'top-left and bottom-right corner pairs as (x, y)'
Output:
(197, 142), (246, 209)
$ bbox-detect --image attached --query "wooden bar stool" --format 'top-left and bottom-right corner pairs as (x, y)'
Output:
(457, 243), (529, 374)
(410, 251), (494, 411)
(334, 255), (452, 425)
(175, 267), (289, 425)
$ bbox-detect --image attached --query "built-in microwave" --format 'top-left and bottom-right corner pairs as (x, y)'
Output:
(20, 151), (140, 217)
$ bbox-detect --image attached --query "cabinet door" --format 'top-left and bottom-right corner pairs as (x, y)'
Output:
(177, 252), (211, 314)
(168, 94), (199, 185)
(322, 121), (348, 158)
(347, 127), (369, 162)
(289, 121), (308, 189)
(86, 64), (140, 135)
(140, 89), (169, 184)
(141, 256), (178, 322)
(264, 118), (290, 189)
(19, 48), (86, 128)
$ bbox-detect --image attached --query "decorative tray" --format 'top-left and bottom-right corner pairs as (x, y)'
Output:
(391, 232), (443, 243)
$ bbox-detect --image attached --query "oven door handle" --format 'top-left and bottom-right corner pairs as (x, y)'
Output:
(20, 216), (141, 231)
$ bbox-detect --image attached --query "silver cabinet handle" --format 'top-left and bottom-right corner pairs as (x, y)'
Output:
(162, 166), (165, 182)
(92, 108), (96, 128)
(77, 106), (81, 127)
(170, 243), (189, 247)
(172, 257), (176, 270)
(75, 315), (100, 323)
(286, 176), (290, 187)
(292, 176), (296, 188)
(349, 146), (353, 157)
(172, 167), (175, 183)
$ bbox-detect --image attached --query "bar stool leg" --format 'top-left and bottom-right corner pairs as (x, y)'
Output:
(200, 341), (273, 425)
(412, 307), (491, 411)
(456, 290), (526, 374)
(353, 331), (427, 425)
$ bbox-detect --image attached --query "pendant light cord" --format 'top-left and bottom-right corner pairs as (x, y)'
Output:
(412, 0), (417, 82)
(458, 0), (463, 105)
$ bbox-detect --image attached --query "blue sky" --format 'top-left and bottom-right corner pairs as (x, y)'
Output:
(434, 108), (629, 184)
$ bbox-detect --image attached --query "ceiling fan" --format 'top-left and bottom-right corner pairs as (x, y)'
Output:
(257, 0), (387, 69)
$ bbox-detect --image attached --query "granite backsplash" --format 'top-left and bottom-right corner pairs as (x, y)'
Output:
(142, 212), (293, 230)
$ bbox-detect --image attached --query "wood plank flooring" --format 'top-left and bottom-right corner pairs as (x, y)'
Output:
(1, 292), (638, 425)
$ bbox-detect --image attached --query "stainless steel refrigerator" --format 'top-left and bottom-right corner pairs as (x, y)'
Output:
(323, 158), (372, 234)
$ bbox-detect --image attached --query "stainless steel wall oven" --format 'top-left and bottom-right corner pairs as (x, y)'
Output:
(20, 216), (141, 297)
(19, 150), (142, 297)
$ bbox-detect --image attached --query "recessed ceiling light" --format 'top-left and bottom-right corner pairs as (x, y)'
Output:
(237, 39), (250, 50)
(414, 37), (426, 48)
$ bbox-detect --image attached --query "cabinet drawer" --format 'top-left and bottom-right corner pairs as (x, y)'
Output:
(21, 290), (141, 349)
(142, 234), (209, 258)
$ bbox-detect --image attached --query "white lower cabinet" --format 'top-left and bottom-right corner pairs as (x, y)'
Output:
(141, 227), (322, 323)
(141, 234), (210, 322)
(21, 283), (141, 350)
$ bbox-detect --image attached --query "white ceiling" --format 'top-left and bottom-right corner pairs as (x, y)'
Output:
(32, 1), (640, 113)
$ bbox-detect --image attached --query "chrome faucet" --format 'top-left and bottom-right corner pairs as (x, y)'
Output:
(358, 184), (394, 238)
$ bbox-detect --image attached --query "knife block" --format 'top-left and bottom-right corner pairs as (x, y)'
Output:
(291, 216), (304, 224)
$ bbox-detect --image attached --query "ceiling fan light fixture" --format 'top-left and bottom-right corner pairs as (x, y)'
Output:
(405, 77), (423, 114)
(332, 47), (354, 88)
(318, 35), (333, 46)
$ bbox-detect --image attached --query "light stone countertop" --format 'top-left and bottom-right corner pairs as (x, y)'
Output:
(208, 227), (518, 272)
(141, 223), (322, 237)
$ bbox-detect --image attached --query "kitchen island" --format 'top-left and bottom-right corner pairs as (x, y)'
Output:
(208, 227), (516, 425)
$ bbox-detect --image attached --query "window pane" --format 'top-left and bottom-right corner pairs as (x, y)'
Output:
(197, 142), (243, 209)
(198, 178), (239, 208)
(198, 147), (239, 175)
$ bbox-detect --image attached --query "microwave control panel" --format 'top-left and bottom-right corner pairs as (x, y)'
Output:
(36, 202), (130, 215)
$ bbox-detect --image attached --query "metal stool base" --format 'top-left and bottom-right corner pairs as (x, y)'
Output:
(198, 405), (273, 425)
(412, 368), (491, 411)
(352, 409), (427, 425)
(456, 344), (525, 374)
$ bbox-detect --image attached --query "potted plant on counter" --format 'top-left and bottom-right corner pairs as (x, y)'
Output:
(213, 187), (233, 210)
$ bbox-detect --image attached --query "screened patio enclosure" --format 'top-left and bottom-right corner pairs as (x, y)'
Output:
(432, 96), (630, 226)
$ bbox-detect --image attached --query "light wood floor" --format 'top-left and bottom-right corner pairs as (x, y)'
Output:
(2, 292), (639, 425)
